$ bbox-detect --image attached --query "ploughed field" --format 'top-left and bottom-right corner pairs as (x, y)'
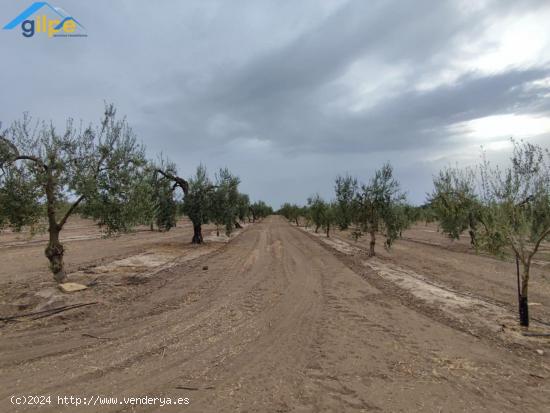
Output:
(0, 216), (549, 412)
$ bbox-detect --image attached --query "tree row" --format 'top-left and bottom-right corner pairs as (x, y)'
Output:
(278, 141), (550, 327)
(0, 105), (272, 283)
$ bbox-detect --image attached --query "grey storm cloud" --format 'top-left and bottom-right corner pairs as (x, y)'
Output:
(1, 0), (550, 207)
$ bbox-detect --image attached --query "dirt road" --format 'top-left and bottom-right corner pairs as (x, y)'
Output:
(1, 217), (549, 412)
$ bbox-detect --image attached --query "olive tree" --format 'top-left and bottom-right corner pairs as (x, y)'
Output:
(356, 163), (407, 256)
(418, 203), (437, 226)
(278, 203), (291, 221)
(0, 165), (42, 232)
(250, 200), (272, 222)
(212, 168), (240, 237)
(181, 164), (213, 244)
(477, 141), (550, 326)
(323, 202), (337, 238)
(153, 178), (179, 231)
(237, 193), (251, 224)
(124, 164), (180, 232)
(306, 194), (326, 233)
(334, 174), (358, 230)
(300, 205), (312, 228)
(150, 159), (188, 231)
(126, 168), (158, 231)
(0, 105), (145, 282)
(292, 205), (304, 226)
(279, 203), (301, 226)
(430, 166), (481, 246)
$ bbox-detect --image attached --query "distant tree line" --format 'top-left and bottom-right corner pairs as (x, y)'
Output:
(278, 163), (412, 256)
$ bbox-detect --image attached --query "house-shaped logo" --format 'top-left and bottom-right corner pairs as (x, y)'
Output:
(3, 2), (87, 38)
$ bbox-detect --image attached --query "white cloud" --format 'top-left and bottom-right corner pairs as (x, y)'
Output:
(464, 9), (550, 74)
(456, 114), (550, 140)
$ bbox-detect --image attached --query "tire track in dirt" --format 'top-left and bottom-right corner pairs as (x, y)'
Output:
(1, 217), (549, 412)
(300, 225), (550, 344)
(291, 223), (549, 412)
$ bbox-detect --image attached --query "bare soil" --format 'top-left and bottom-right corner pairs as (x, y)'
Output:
(329, 222), (550, 328)
(1, 217), (549, 412)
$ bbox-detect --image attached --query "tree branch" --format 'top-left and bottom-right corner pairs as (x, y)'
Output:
(1, 137), (48, 171)
(517, 195), (534, 207)
(529, 227), (550, 262)
(0, 136), (18, 155)
(58, 195), (86, 229)
(156, 169), (189, 195)
(13, 155), (48, 170)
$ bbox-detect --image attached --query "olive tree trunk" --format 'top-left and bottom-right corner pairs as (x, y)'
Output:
(192, 223), (203, 244)
(44, 173), (67, 283)
(519, 263), (530, 327)
(45, 225), (66, 283)
(369, 230), (376, 257)
(468, 213), (477, 247)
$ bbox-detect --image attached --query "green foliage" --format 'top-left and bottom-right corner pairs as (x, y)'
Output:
(1, 105), (146, 234)
(307, 194), (327, 233)
(300, 205), (312, 228)
(356, 163), (407, 253)
(74, 113), (147, 232)
(0, 166), (43, 232)
(322, 202), (338, 237)
(237, 193), (251, 222)
(399, 204), (425, 225)
(334, 174), (358, 230)
(182, 164), (213, 229)
(417, 203), (437, 225)
(250, 200), (272, 221)
(477, 140), (550, 261)
(431, 140), (550, 326)
(400, 204), (421, 235)
(212, 168), (241, 236)
(430, 166), (481, 245)
(278, 202), (301, 225)
(154, 181), (178, 231)
(149, 159), (180, 231)
(0, 105), (146, 280)
(126, 167), (159, 230)
(278, 203), (292, 220)
(1, 105), (267, 280)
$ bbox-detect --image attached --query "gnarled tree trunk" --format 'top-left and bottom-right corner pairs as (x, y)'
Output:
(192, 222), (203, 244)
(45, 221), (66, 283)
(44, 172), (67, 283)
(369, 230), (376, 257)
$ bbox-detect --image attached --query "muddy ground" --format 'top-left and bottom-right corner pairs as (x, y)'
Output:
(0, 217), (549, 412)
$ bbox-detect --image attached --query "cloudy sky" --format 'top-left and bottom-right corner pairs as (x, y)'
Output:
(2, 0), (550, 207)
